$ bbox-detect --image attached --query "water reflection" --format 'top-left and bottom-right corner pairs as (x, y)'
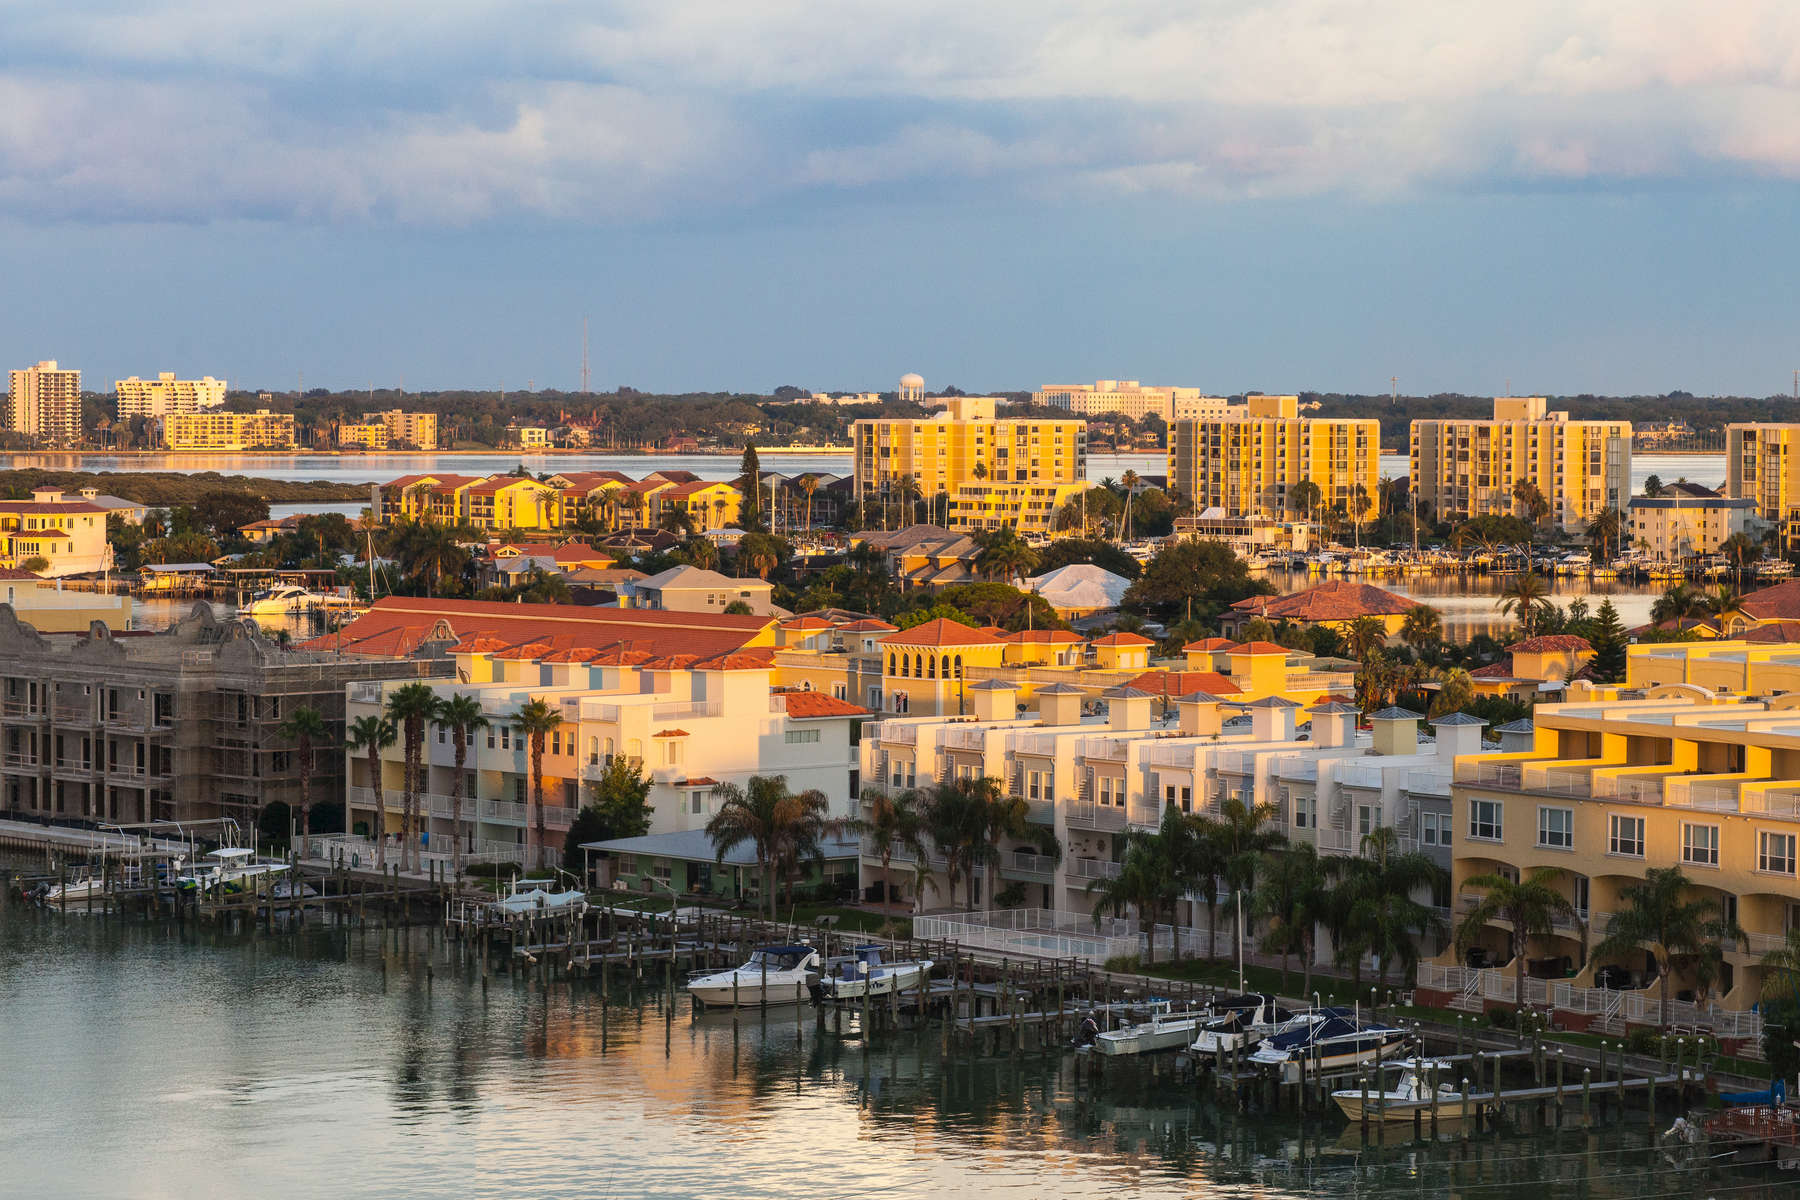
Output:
(0, 906), (1781, 1200)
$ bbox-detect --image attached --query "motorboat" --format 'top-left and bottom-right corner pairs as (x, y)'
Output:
(1332, 1059), (1465, 1122)
(1249, 1009), (1412, 1082)
(241, 584), (359, 617)
(813, 944), (934, 1003)
(173, 847), (292, 894)
(1092, 1001), (1214, 1057)
(40, 874), (107, 905)
(688, 944), (821, 1008)
(492, 879), (587, 918)
(1187, 993), (1296, 1056)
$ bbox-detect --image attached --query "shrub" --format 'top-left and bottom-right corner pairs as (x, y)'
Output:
(1486, 1007), (1516, 1030)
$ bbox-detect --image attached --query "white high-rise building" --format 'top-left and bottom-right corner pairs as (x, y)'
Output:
(6, 361), (82, 446)
(114, 372), (228, 419)
(1036, 380), (1234, 423)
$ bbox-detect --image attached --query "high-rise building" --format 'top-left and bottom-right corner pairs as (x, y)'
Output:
(1411, 398), (1630, 533)
(114, 373), (227, 419)
(1727, 423), (1800, 552)
(1035, 380), (1234, 423)
(159, 409), (296, 451)
(1169, 394), (1380, 521)
(852, 396), (1087, 531)
(380, 409), (438, 449)
(6, 361), (82, 446)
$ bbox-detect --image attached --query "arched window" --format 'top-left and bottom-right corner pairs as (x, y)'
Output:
(588, 736), (599, 765)
(915, 653), (925, 678)
(927, 656), (937, 679)
(888, 652), (896, 675)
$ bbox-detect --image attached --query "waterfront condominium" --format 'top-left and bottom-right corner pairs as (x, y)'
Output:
(6, 360), (82, 447)
(851, 396), (1088, 535)
(1726, 423), (1800, 553)
(1034, 380), (1235, 423)
(1167, 394), (1380, 522)
(338, 409), (440, 450)
(114, 373), (228, 419)
(1410, 397), (1631, 534)
(158, 408), (297, 451)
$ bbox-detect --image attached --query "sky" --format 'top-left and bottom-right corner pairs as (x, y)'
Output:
(4, 1), (1800, 397)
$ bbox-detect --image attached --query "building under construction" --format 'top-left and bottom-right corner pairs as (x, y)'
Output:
(0, 604), (447, 829)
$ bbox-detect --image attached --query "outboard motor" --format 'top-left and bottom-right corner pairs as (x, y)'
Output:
(1073, 1014), (1099, 1048)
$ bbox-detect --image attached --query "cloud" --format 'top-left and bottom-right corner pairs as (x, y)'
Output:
(3, 1), (1800, 225)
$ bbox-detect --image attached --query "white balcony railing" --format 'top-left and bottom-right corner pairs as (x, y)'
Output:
(1067, 857), (1123, 881)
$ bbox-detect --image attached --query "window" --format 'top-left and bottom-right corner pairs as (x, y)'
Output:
(1682, 823), (1720, 867)
(1293, 794), (1315, 829)
(1537, 807), (1573, 849)
(1358, 804), (1376, 837)
(1608, 814), (1645, 858)
(784, 728), (821, 745)
(1028, 770), (1046, 800)
(689, 792), (703, 815)
(616, 855), (637, 876)
(486, 729), (496, 749)
(1468, 799), (1502, 841)
(1759, 830), (1797, 875)
(664, 740), (684, 766)
(1420, 811), (1449, 847)
(500, 727), (511, 750)
(437, 726), (446, 744)
(1098, 775), (1115, 806)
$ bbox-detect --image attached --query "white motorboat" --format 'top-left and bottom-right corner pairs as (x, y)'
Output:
(688, 945), (821, 1008)
(1092, 1002), (1214, 1057)
(1248, 1009), (1412, 1083)
(1332, 1059), (1465, 1122)
(1187, 993), (1296, 1056)
(492, 879), (587, 918)
(242, 584), (358, 616)
(41, 875), (107, 905)
(173, 847), (292, 894)
(814, 944), (933, 1003)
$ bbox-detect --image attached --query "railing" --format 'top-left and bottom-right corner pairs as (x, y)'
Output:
(1012, 733), (1063, 758)
(1127, 804), (1162, 829)
(52, 704), (95, 724)
(1537, 767), (1591, 797)
(880, 724), (917, 746)
(1080, 737), (1126, 762)
(0, 700), (42, 718)
(942, 726), (988, 751)
(1274, 755), (1318, 782)
(1598, 776), (1665, 805)
(1066, 801), (1127, 831)
(1143, 742), (1201, 769)
(2, 752), (37, 768)
(1337, 761), (1384, 791)
(1458, 761), (1523, 788)
(912, 909), (1139, 963)
(1216, 750), (1258, 777)
(1401, 767), (1452, 797)
(1668, 782), (1739, 812)
(1317, 827), (1356, 852)
(651, 699), (722, 721)
(1743, 790), (1800, 820)
(1004, 850), (1058, 879)
(1067, 856), (1123, 881)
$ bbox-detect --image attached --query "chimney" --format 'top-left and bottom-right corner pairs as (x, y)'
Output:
(968, 678), (1020, 722)
(1431, 712), (1488, 761)
(1307, 700), (1358, 749)
(1244, 696), (1300, 742)
(1177, 692), (1224, 737)
(1102, 686), (1154, 732)
(1370, 707), (1423, 756)
(1034, 683), (1084, 726)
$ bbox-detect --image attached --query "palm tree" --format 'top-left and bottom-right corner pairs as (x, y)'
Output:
(384, 682), (440, 873)
(1088, 804), (1187, 966)
(1120, 469), (1141, 540)
(1721, 530), (1763, 580)
(1337, 828), (1449, 988)
(1707, 583), (1743, 620)
(798, 474), (820, 535)
(1345, 616), (1388, 661)
(1593, 866), (1744, 1028)
(973, 529), (1040, 582)
(706, 775), (838, 918)
(1289, 478), (1322, 525)
(1650, 583), (1711, 626)
(1255, 842), (1335, 995)
(397, 522), (465, 596)
(510, 698), (565, 872)
(1511, 478), (1550, 528)
(1399, 604), (1442, 653)
(436, 693), (489, 876)
(848, 789), (927, 910)
(1349, 483), (1372, 550)
(1495, 571), (1553, 638)
(275, 705), (328, 838)
(682, 536), (719, 571)
(1586, 508), (1622, 562)
(1456, 867), (1585, 1015)
(346, 715), (397, 869)
(1758, 927), (1800, 1004)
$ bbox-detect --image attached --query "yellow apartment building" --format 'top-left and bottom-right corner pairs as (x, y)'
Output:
(655, 481), (742, 532)
(160, 409), (296, 451)
(852, 395), (1087, 514)
(945, 480), (1090, 535)
(1168, 394), (1380, 522)
(1411, 397), (1631, 533)
(1445, 692), (1800, 1027)
(384, 474), (482, 523)
(338, 422), (392, 450)
(380, 410), (438, 449)
(114, 373), (227, 419)
(1726, 423), (1800, 552)
(463, 477), (564, 532)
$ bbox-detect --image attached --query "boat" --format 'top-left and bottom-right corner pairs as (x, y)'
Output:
(1248, 1009), (1412, 1082)
(1332, 1059), (1465, 1121)
(492, 879), (587, 917)
(1187, 993), (1296, 1056)
(1092, 1001), (1214, 1057)
(687, 944), (821, 1008)
(813, 944), (934, 1002)
(241, 584), (359, 616)
(1759, 559), (1794, 580)
(173, 847), (291, 893)
(40, 874), (107, 905)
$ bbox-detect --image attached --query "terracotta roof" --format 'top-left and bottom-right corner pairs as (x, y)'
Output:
(0, 566), (42, 579)
(1739, 580), (1800, 621)
(882, 618), (1005, 648)
(780, 692), (871, 718)
(1228, 580), (1416, 621)
(1090, 632), (1153, 647)
(1126, 669), (1240, 697)
(780, 617), (834, 631)
(1741, 621), (1800, 644)
(12, 529), (69, 538)
(836, 618), (897, 633)
(1183, 638), (1239, 652)
(1005, 629), (1083, 644)
(467, 476), (548, 496)
(1504, 635), (1593, 654)
(1469, 661), (1518, 679)
(694, 649), (775, 670)
(641, 653), (703, 670)
(672, 776), (720, 788)
(662, 479), (734, 498)
(311, 597), (772, 661)
(653, 728), (689, 738)
(384, 473), (482, 490)
(977, 625), (1010, 639)
(486, 540), (612, 565)
(1230, 641), (1290, 656)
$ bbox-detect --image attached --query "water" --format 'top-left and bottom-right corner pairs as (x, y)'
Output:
(0, 903), (1762, 1200)
(1266, 568), (1664, 641)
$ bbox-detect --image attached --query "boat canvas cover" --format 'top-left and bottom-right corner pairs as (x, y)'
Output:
(496, 888), (586, 913)
(1262, 1014), (1363, 1054)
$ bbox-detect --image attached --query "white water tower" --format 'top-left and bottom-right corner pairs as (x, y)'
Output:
(898, 372), (924, 404)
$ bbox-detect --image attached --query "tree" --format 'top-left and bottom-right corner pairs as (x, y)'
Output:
(383, 683), (439, 873)
(1495, 572), (1553, 637)
(706, 775), (837, 918)
(345, 715), (397, 868)
(1456, 867), (1585, 1015)
(1088, 803), (1188, 966)
(1429, 666), (1475, 718)
(973, 528), (1039, 582)
(1586, 508), (1622, 562)
(1034, 536), (1141, 580)
(20, 556), (48, 575)
(564, 756), (653, 872)
(1345, 616), (1388, 661)
(797, 473), (820, 535)
(1650, 583), (1710, 626)
(436, 693), (488, 876)
(1255, 842), (1335, 995)
(1336, 828), (1449, 987)
(736, 531), (788, 580)
(195, 489), (272, 540)
(1119, 469), (1141, 540)
(1759, 926), (1800, 1006)
(1511, 479), (1550, 528)
(1400, 604), (1442, 653)
(1587, 598), (1628, 683)
(1643, 474), (1664, 498)
(680, 536), (720, 571)
(1121, 539), (1271, 623)
(1593, 866), (1743, 1028)
(1721, 530), (1763, 579)
(1289, 478), (1322, 524)
(275, 705), (327, 838)
(849, 789), (928, 908)
(510, 698), (565, 872)
(737, 442), (763, 529)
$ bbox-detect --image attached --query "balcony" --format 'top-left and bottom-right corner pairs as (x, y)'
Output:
(1003, 850), (1058, 883)
(1066, 801), (1127, 831)
(1595, 775), (1666, 806)
(52, 704), (97, 726)
(1, 751), (38, 771)
(1274, 755), (1318, 783)
(1068, 856), (1123, 882)
(1080, 737), (1127, 763)
(942, 725), (989, 752)
(1401, 768), (1452, 798)
(1337, 762), (1385, 791)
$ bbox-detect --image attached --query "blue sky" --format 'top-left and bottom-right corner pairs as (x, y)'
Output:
(3, 1), (1799, 396)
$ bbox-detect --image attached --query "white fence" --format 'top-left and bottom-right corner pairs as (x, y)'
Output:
(914, 909), (1138, 963)
(1415, 963), (1764, 1048)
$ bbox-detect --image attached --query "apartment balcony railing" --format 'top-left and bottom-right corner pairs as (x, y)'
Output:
(1594, 775), (1666, 805)
(1741, 790), (1800, 821)
(1003, 850), (1058, 881)
(1274, 755), (1318, 782)
(1065, 801), (1127, 832)
(942, 726), (989, 752)
(1080, 737), (1127, 763)
(1337, 762), (1385, 791)
(1067, 856), (1123, 882)
(1457, 761), (1524, 788)
(1400, 768), (1452, 798)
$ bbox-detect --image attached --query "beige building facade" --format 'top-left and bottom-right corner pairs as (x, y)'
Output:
(1168, 394), (1380, 521)
(114, 373), (227, 419)
(1627, 494), (1760, 562)
(1035, 381), (1234, 423)
(1411, 397), (1631, 533)
(7, 361), (82, 446)
(160, 409), (297, 451)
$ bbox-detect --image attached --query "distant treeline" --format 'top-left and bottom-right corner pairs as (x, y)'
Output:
(0, 470), (367, 505)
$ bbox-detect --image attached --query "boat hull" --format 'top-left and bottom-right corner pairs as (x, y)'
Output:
(1332, 1094), (1462, 1122)
(1257, 1036), (1411, 1084)
(817, 960), (932, 1002)
(688, 977), (813, 1008)
(1095, 1018), (1206, 1057)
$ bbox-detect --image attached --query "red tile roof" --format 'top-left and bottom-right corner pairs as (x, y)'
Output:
(1126, 669), (1241, 697)
(780, 691), (872, 718)
(1469, 662), (1519, 679)
(882, 618), (1005, 648)
(306, 597), (772, 660)
(653, 728), (689, 738)
(1230, 641), (1290, 656)
(1504, 635), (1593, 654)
(384, 473), (483, 491)
(1740, 621), (1800, 644)
(1739, 580), (1800, 621)
(467, 476), (547, 496)
(1090, 632), (1153, 647)
(780, 617), (834, 631)
(694, 649), (776, 670)
(836, 619), (897, 633)
(1229, 580), (1415, 621)
(1005, 629), (1083, 644)
(1183, 638), (1239, 652)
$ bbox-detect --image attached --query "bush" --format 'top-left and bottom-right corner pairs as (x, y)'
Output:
(1624, 1028), (1662, 1056)
(1765, 996), (1800, 1080)
(1486, 1007), (1516, 1030)
(993, 882), (1028, 910)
